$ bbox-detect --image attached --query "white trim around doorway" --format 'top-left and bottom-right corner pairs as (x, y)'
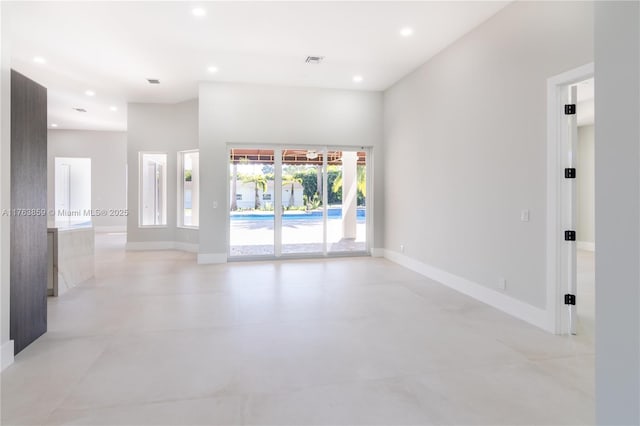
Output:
(546, 63), (594, 334)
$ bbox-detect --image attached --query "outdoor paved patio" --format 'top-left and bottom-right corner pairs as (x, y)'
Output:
(230, 218), (366, 257)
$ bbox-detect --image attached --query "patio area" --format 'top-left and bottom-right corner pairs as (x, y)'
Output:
(230, 213), (367, 257)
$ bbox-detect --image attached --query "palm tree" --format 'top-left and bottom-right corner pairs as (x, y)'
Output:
(230, 163), (238, 211)
(316, 165), (323, 202)
(241, 173), (268, 209)
(331, 165), (366, 200)
(282, 175), (302, 207)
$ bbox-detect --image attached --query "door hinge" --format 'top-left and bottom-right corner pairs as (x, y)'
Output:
(564, 104), (576, 115)
(564, 294), (576, 305)
(564, 168), (576, 179)
(564, 230), (576, 241)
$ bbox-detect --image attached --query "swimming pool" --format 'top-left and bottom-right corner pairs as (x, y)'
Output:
(230, 207), (366, 221)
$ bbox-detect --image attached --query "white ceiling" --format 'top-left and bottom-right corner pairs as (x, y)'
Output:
(4, 1), (510, 131)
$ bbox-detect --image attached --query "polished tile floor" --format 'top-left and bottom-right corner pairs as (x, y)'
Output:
(1, 234), (595, 425)
(576, 249), (595, 343)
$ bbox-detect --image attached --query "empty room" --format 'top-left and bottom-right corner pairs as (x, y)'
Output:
(0, 1), (638, 425)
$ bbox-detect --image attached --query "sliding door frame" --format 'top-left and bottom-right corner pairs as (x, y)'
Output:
(227, 143), (372, 261)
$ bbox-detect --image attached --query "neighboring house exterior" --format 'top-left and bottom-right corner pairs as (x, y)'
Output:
(231, 181), (304, 210)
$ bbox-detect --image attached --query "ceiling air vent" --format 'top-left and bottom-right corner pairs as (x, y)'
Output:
(305, 56), (324, 65)
(147, 78), (160, 84)
(73, 108), (87, 113)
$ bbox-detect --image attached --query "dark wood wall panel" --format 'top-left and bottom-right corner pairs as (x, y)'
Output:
(10, 70), (48, 355)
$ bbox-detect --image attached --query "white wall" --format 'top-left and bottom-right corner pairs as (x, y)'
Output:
(577, 125), (595, 246)
(0, 2), (14, 370)
(383, 1), (593, 311)
(127, 99), (198, 247)
(594, 2), (639, 424)
(47, 130), (126, 231)
(198, 82), (383, 261)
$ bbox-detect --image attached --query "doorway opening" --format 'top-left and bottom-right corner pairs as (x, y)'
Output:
(546, 63), (594, 336)
(228, 146), (370, 259)
(54, 157), (91, 227)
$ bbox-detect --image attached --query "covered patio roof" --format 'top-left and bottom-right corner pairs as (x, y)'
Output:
(229, 149), (366, 165)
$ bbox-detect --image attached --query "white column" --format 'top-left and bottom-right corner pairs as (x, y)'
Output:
(341, 152), (357, 239)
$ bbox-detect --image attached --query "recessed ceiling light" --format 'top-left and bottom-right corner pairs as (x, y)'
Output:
(191, 7), (206, 17)
(400, 27), (414, 37)
(352, 75), (363, 83)
(85, 90), (95, 96)
(50, 123), (58, 128)
(207, 66), (218, 73)
(33, 56), (46, 64)
(109, 106), (118, 112)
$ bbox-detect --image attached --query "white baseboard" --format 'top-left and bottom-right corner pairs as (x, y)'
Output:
(174, 242), (198, 253)
(126, 241), (198, 253)
(577, 241), (595, 252)
(383, 249), (551, 332)
(197, 253), (228, 264)
(94, 225), (126, 233)
(371, 248), (385, 257)
(126, 241), (175, 251)
(1, 340), (14, 371)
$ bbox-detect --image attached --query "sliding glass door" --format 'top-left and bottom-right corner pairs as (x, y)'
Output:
(326, 150), (367, 253)
(229, 149), (275, 256)
(229, 146), (368, 259)
(281, 149), (324, 255)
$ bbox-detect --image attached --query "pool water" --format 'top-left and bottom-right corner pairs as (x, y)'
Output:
(231, 207), (365, 221)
